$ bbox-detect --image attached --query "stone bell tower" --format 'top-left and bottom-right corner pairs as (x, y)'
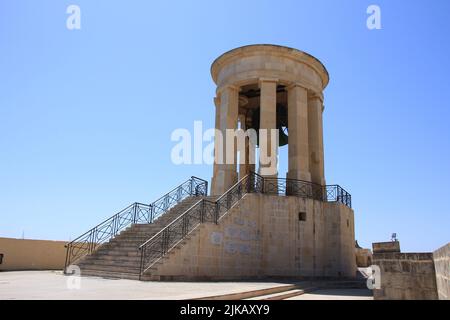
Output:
(210, 44), (328, 196)
(63, 44), (356, 282)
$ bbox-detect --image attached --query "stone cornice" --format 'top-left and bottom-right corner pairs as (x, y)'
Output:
(216, 84), (240, 96)
(308, 92), (324, 104)
(258, 77), (279, 83)
(286, 82), (309, 91)
(258, 77), (279, 89)
(211, 44), (329, 89)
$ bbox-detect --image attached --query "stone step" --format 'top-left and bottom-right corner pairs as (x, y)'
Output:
(101, 240), (149, 247)
(79, 263), (140, 273)
(108, 238), (156, 244)
(315, 280), (367, 289)
(93, 250), (141, 258)
(246, 288), (316, 300)
(111, 234), (161, 241)
(80, 269), (141, 281)
(195, 283), (309, 300)
(105, 237), (163, 245)
(77, 195), (208, 280)
(123, 221), (176, 230)
(82, 254), (141, 263)
(95, 244), (140, 251)
(96, 244), (141, 251)
(115, 223), (178, 236)
(79, 259), (140, 268)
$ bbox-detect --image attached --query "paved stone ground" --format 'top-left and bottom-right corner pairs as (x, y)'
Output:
(0, 271), (302, 300)
(286, 289), (373, 300)
(0, 271), (374, 300)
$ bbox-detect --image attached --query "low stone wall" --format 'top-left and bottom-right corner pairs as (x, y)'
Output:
(0, 237), (67, 271)
(372, 252), (438, 300)
(373, 241), (400, 253)
(355, 248), (372, 267)
(433, 243), (450, 300)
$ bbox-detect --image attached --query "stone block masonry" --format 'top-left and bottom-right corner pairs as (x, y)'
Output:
(147, 194), (356, 281)
(372, 251), (438, 300)
(373, 241), (400, 254)
(433, 243), (450, 300)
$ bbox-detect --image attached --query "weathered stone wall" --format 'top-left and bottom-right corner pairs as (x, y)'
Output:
(355, 248), (372, 267)
(149, 194), (356, 280)
(372, 252), (438, 300)
(322, 201), (356, 277)
(373, 241), (400, 253)
(433, 243), (450, 300)
(0, 237), (66, 271)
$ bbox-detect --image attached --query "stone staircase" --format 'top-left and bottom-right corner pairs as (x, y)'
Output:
(77, 196), (214, 280)
(195, 279), (368, 300)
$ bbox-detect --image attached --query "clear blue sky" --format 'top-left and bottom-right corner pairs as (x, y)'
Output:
(1, 0), (449, 252)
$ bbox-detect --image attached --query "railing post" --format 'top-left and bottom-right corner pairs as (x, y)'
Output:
(88, 229), (95, 254)
(139, 247), (144, 280)
(151, 204), (155, 223)
(164, 228), (170, 255)
(200, 200), (205, 223)
(183, 215), (188, 237)
(215, 202), (219, 224)
(164, 195), (168, 211)
(132, 203), (138, 224)
(238, 183), (242, 200)
(111, 215), (117, 237)
(64, 244), (70, 273)
(161, 230), (166, 256)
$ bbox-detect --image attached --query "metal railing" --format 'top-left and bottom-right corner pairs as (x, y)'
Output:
(325, 184), (352, 208)
(138, 172), (352, 277)
(64, 176), (208, 272)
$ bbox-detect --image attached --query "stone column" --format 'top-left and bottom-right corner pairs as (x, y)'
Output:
(308, 93), (326, 186)
(286, 83), (311, 182)
(258, 78), (278, 179)
(211, 85), (239, 195)
(211, 95), (221, 188)
(248, 132), (256, 175)
(238, 114), (249, 180)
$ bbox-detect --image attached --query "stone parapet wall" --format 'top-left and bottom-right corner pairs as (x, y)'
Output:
(372, 241), (400, 254)
(0, 237), (66, 271)
(433, 243), (450, 300)
(373, 252), (438, 300)
(355, 248), (372, 267)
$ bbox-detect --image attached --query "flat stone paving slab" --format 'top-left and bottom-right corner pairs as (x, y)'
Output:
(0, 271), (302, 300)
(286, 289), (373, 300)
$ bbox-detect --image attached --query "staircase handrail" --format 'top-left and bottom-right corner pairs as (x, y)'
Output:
(64, 176), (208, 272)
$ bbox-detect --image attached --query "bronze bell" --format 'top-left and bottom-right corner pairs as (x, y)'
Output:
(246, 103), (289, 147)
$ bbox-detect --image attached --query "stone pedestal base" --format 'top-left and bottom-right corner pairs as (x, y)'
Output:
(147, 194), (357, 280)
